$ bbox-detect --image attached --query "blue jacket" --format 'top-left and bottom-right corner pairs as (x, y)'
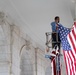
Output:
(51, 22), (60, 33)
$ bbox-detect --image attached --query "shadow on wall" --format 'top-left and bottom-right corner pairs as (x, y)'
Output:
(20, 46), (33, 75)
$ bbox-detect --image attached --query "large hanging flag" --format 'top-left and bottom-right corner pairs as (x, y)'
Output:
(67, 22), (76, 75)
(58, 23), (76, 75)
(50, 49), (61, 75)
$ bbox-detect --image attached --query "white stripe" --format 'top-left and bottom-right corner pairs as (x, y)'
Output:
(65, 51), (70, 75)
(70, 31), (76, 47)
(67, 52), (74, 75)
(67, 24), (76, 75)
(73, 25), (76, 75)
(75, 71), (76, 75)
(69, 51), (74, 63)
(73, 25), (76, 35)
(51, 61), (54, 75)
(73, 61), (75, 75)
(67, 25), (76, 58)
(67, 36), (76, 58)
(67, 36), (76, 75)
(69, 51), (75, 74)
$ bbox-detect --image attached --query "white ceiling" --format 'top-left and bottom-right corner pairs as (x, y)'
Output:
(0, 0), (75, 49)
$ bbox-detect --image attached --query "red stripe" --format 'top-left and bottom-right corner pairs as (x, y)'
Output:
(69, 33), (75, 51)
(67, 52), (74, 75)
(64, 51), (75, 75)
(67, 24), (76, 75)
(72, 29), (76, 40)
(67, 52), (72, 75)
(63, 51), (68, 75)
(69, 51), (75, 75)
(70, 50), (75, 61)
(63, 24), (76, 75)
(68, 51), (73, 62)
(68, 51), (75, 69)
(68, 34), (76, 54)
(74, 22), (76, 28)
(53, 59), (56, 75)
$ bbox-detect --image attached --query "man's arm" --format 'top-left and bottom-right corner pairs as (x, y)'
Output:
(51, 22), (56, 32)
(58, 23), (71, 31)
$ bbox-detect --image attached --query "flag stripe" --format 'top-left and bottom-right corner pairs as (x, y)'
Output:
(58, 22), (76, 75)
(67, 51), (74, 75)
(51, 58), (56, 75)
(68, 33), (75, 52)
(67, 24), (76, 75)
(65, 51), (70, 75)
(63, 51), (69, 75)
(70, 30), (76, 47)
(72, 28), (76, 40)
(51, 62), (54, 75)
(67, 35), (76, 58)
(68, 51), (75, 74)
(68, 34), (75, 59)
(74, 27), (76, 36)
(63, 23), (76, 75)
(68, 51), (74, 63)
(64, 51), (75, 75)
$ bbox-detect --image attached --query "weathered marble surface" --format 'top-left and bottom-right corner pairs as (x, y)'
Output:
(0, 12), (66, 75)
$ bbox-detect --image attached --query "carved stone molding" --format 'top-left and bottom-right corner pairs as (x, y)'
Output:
(19, 40), (32, 55)
(0, 12), (5, 25)
(25, 40), (31, 50)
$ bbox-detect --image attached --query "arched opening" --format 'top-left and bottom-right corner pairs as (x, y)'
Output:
(20, 45), (33, 75)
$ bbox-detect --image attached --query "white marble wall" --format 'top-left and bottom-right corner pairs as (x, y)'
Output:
(13, 25), (66, 75)
(0, 12), (48, 75)
(0, 12), (66, 75)
(37, 49), (51, 75)
(0, 12), (11, 75)
(11, 25), (50, 75)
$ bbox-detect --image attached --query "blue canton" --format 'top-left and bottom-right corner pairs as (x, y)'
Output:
(58, 25), (71, 51)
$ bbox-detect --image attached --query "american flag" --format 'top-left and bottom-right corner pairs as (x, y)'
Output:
(58, 23), (76, 75)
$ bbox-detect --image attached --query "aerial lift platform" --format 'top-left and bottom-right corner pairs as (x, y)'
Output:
(45, 32), (62, 75)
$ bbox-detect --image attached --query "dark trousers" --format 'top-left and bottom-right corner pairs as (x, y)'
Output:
(52, 33), (61, 49)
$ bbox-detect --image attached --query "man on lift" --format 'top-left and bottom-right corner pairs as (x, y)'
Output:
(51, 16), (61, 50)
